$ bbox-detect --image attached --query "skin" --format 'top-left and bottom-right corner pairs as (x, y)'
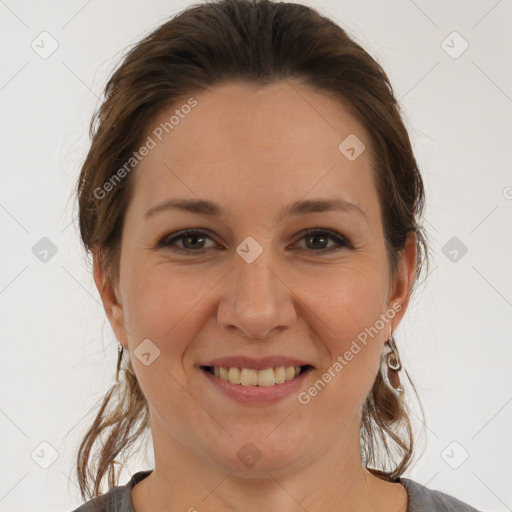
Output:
(93, 80), (416, 512)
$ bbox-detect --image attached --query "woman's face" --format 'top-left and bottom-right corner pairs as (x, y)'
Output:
(95, 80), (415, 476)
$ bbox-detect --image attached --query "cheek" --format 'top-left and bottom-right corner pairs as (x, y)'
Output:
(300, 265), (388, 347)
(122, 252), (388, 411)
(295, 268), (387, 407)
(121, 267), (209, 416)
(124, 257), (388, 362)
(123, 266), (207, 347)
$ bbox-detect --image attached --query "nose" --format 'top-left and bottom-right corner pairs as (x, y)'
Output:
(216, 249), (297, 340)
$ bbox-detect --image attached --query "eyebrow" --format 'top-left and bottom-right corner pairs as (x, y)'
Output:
(143, 197), (368, 223)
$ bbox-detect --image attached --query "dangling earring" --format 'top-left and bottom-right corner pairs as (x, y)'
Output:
(385, 325), (404, 399)
(116, 341), (124, 382)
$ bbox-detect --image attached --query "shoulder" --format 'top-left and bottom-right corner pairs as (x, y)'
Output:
(69, 470), (153, 512)
(399, 477), (482, 512)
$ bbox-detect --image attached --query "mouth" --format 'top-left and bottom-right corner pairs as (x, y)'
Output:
(200, 364), (314, 387)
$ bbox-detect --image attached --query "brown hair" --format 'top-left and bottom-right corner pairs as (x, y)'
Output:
(75, 0), (429, 500)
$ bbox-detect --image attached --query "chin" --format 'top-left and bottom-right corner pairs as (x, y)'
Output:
(209, 433), (308, 476)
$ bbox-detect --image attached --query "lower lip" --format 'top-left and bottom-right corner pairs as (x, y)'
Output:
(200, 367), (312, 405)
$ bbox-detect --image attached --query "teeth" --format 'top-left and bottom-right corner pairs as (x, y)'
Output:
(228, 367), (241, 384)
(274, 366), (286, 384)
(219, 367), (229, 381)
(210, 365), (305, 386)
(257, 368), (275, 387)
(240, 368), (258, 386)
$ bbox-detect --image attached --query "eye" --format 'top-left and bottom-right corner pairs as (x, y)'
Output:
(157, 229), (217, 253)
(156, 228), (352, 254)
(293, 229), (352, 252)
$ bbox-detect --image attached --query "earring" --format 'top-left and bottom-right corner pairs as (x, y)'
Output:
(116, 342), (124, 381)
(385, 326), (404, 398)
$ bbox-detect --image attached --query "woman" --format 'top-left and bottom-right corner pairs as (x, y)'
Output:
(71, 0), (481, 510)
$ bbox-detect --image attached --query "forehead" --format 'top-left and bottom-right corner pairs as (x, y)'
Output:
(128, 80), (379, 222)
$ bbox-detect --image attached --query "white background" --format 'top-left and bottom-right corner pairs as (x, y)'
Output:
(1, 0), (511, 511)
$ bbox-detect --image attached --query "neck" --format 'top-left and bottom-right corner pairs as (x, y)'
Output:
(133, 414), (390, 512)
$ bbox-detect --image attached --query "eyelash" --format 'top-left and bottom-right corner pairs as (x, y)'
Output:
(156, 228), (352, 254)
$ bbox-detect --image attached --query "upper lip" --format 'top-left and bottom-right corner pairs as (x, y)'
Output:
(200, 356), (313, 371)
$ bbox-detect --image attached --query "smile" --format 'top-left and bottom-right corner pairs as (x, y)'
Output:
(201, 365), (313, 387)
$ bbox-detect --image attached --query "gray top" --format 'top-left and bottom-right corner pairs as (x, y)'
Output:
(71, 470), (482, 511)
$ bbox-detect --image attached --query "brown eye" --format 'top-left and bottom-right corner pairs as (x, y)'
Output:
(294, 229), (352, 252)
(158, 230), (216, 252)
(157, 228), (352, 255)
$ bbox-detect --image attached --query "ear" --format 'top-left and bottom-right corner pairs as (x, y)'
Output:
(92, 246), (129, 348)
(387, 231), (417, 331)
